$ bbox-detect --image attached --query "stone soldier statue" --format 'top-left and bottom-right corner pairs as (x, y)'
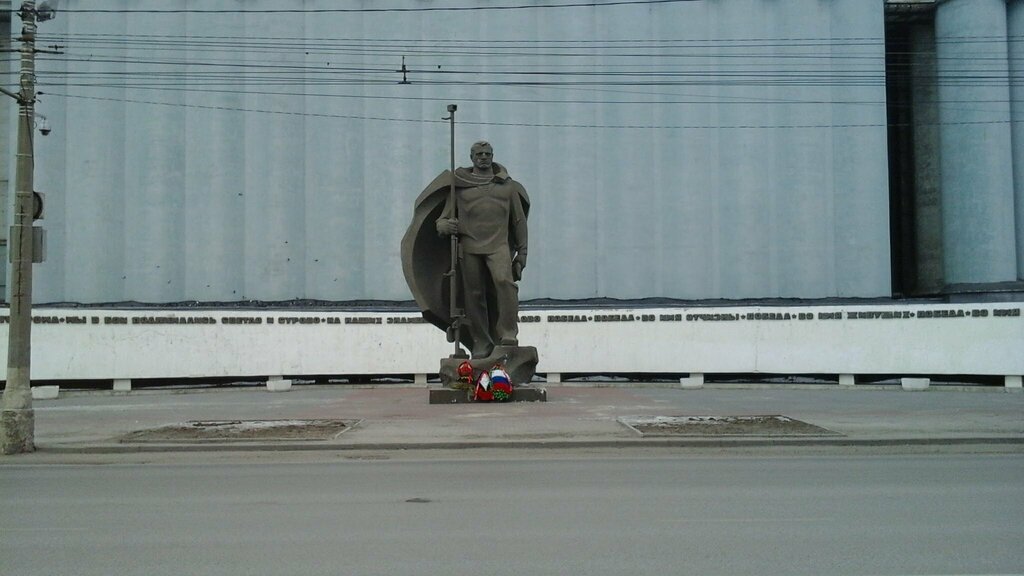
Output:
(435, 141), (528, 358)
(401, 140), (537, 386)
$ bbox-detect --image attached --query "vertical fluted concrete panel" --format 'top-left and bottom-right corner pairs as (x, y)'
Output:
(123, 6), (185, 302)
(31, 10), (67, 303)
(529, 8), (600, 298)
(830, 0), (892, 297)
(773, 3), (835, 297)
(1009, 1), (1024, 279)
(936, 0), (1017, 285)
(302, 6), (365, 300)
(715, 0), (774, 298)
(497, 8), (546, 300)
(359, 11), (424, 301)
(595, 6), (656, 298)
(242, 3), (305, 300)
(183, 7), (245, 301)
(652, 0), (718, 299)
(61, 4), (127, 302)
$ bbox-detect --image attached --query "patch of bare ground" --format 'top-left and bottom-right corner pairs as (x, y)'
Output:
(120, 419), (356, 443)
(619, 415), (840, 437)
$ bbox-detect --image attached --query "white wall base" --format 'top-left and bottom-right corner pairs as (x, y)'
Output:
(414, 373), (428, 386)
(112, 379), (131, 392)
(546, 373), (561, 384)
(1006, 375), (1023, 389)
(839, 374), (856, 386)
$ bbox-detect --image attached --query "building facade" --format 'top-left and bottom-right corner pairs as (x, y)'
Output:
(3, 0), (1022, 305)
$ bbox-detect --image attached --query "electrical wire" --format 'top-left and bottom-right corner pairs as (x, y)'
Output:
(11, 0), (706, 15)
(41, 91), (1023, 131)
(7, 25), (1024, 118)
(28, 84), (1024, 111)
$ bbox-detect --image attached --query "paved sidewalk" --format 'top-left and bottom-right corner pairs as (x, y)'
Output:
(8, 383), (1022, 454)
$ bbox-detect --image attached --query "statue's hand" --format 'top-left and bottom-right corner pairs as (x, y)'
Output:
(512, 258), (525, 282)
(436, 218), (459, 237)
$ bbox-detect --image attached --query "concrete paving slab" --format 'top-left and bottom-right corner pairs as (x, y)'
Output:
(4, 384), (1022, 455)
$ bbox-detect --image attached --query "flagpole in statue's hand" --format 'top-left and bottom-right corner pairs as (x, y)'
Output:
(442, 104), (466, 358)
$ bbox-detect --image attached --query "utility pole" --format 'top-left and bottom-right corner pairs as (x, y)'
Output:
(1, 0), (39, 454)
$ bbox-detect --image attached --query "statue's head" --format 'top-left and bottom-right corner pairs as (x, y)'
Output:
(470, 141), (493, 172)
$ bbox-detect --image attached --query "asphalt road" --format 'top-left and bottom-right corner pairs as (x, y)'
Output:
(3, 452), (1022, 576)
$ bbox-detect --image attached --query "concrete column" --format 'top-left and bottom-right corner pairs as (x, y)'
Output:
(1008, 2), (1024, 280)
(910, 24), (945, 293)
(935, 0), (1017, 286)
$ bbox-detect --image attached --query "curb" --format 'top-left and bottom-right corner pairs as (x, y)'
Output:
(28, 435), (1024, 455)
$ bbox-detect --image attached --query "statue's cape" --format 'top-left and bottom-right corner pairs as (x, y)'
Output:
(400, 165), (530, 353)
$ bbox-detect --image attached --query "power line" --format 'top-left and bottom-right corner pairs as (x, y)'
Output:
(36, 33), (1019, 53)
(35, 31), (1024, 46)
(31, 84), (1024, 122)
(43, 91), (1023, 131)
(25, 53), (1020, 76)
(14, 0), (705, 15)
(31, 83), (1021, 106)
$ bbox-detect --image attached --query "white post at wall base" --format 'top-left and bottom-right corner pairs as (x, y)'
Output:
(414, 373), (427, 386)
(1006, 375), (1023, 390)
(113, 379), (132, 392)
(31, 386), (59, 400)
(901, 377), (930, 391)
(680, 373), (704, 389)
(266, 377), (292, 392)
(546, 373), (561, 384)
(839, 374), (856, 386)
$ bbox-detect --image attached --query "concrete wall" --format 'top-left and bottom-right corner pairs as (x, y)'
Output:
(22, 0), (893, 304)
(4, 302), (1022, 380)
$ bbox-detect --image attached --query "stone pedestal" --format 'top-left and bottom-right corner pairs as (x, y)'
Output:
(438, 345), (539, 388)
(429, 345), (545, 404)
(428, 384), (546, 404)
